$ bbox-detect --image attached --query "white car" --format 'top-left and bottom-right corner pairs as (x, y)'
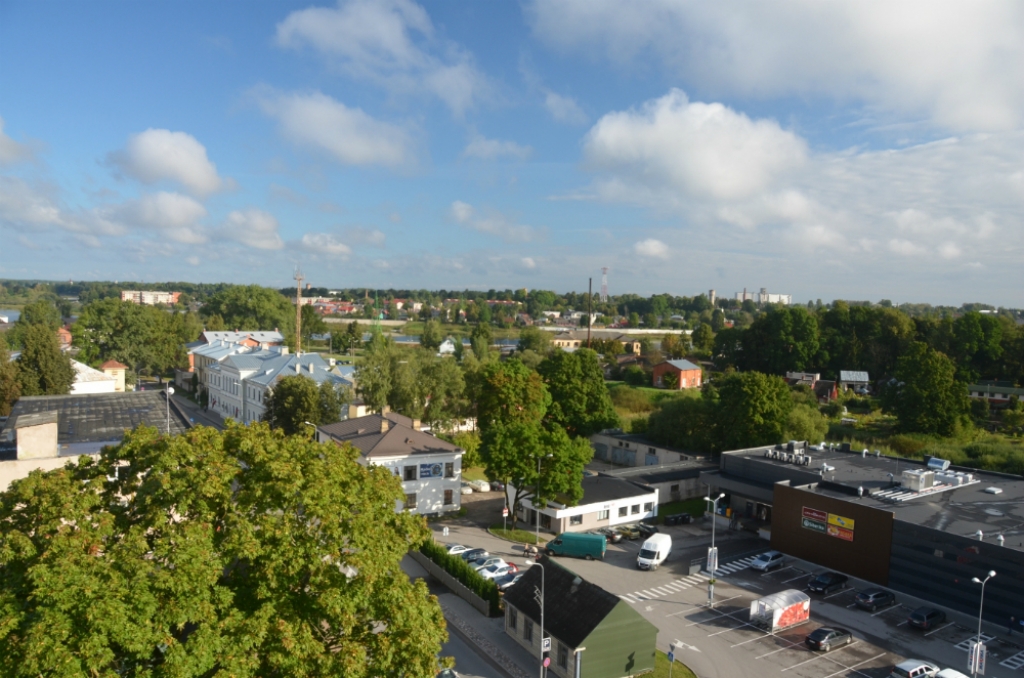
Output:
(750, 550), (787, 572)
(459, 483), (474, 495)
(472, 557), (506, 571)
(479, 563), (515, 580)
(445, 544), (471, 556)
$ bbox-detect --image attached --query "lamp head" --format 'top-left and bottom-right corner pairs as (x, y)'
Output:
(972, 577), (982, 583)
(988, 570), (997, 578)
(703, 496), (711, 502)
(717, 492), (725, 499)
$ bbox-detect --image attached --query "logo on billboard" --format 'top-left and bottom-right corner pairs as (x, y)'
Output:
(419, 463), (442, 478)
(827, 524), (854, 541)
(802, 517), (827, 533)
(828, 513), (855, 530)
(802, 507), (827, 522)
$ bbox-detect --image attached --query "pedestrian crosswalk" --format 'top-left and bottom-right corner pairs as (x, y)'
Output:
(702, 555), (757, 576)
(617, 573), (708, 603)
(1001, 649), (1024, 670)
(955, 633), (994, 652)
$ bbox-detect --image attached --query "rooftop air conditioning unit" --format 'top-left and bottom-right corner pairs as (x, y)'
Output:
(803, 456), (812, 465)
(927, 457), (951, 472)
(983, 487), (1003, 495)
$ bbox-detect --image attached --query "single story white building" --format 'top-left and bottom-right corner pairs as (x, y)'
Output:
(514, 475), (658, 535)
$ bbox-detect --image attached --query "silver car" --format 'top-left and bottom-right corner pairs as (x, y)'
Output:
(750, 550), (786, 572)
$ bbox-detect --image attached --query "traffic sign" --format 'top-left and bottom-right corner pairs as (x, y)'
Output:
(667, 651), (675, 663)
(442, 526), (449, 537)
(543, 657), (551, 668)
(707, 546), (718, 573)
(969, 641), (987, 675)
(503, 507), (509, 517)
(542, 637), (551, 652)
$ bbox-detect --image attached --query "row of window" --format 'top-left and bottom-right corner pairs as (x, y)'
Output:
(403, 490), (456, 509)
(508, 608), (570, 669)
(398, 463), (455, 481)
(566, 502), (655, 526)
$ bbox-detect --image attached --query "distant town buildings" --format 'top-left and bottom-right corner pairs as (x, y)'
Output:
(735, 287), (792, 305)
(120, 290), (181, 305)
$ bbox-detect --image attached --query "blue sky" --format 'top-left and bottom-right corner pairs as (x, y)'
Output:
(1, 1), (1023, 306)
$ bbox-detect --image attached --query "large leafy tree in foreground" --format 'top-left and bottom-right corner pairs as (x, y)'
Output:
(0, 423), (447, 677)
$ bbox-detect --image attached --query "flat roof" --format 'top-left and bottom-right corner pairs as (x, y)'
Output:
(729, 446), (1024, 551)
(600, 458), (717, 484)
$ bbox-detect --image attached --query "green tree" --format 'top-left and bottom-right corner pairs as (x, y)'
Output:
(262, 375), (349, 434)
(355, 331), (394, 413)
(691, 323), (715, 352)
(4, 299), (63, 349)
(420, 319), (442, 351)
(715, 371), (794, 450)
(882, 342), (971, 436)
(300, 304), (328, 346)
(517, 326), (551, 354)
(331, 321), (362, 354)
(475, 359), (550, 430)
(470, 322), (491, 361)
(785, 405), (828, 443)
(741, 307), (820, 374)
(0, 423), (447, 677)
(0, 335), (21, 416)
(201, 285), (295, 335)
(537, 349), (619, 437)
(16, 323), (75, 396)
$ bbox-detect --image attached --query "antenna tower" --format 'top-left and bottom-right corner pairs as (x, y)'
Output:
(600, 267), (609, 302)
(293, 266), (305, 354)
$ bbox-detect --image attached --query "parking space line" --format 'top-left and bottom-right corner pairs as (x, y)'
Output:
(756, 642), (800, 659)
(783, 573), (808, 583)
(708, 622), (752, 637)
(873, 603), (900, 617)
(819, 652), (886, 678)
(924, 621), (954, 636)
(896, 620), (908, 626)
(782, 653), (824, 671)
(823, 588), (848, 599)
(731, 633), (770, 647)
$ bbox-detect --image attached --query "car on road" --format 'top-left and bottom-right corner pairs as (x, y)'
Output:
(479, 563), (516, 580)
(616, 524), (641, 540)
(496, 572), (524, 590)
(804, 626), (853, 651)
(472, 557), (506, 571)
(750, 550), (787, 572)
(888, 659), (939, 678)
(855, 588), (896, 611)
(590, 528), (622, 544)
(907, 606), (946, 630)
(807, 571), (849, 594)
(459, 548), (488, 562)
(436, 670), (459, 678)
(445, 544), (472, 556)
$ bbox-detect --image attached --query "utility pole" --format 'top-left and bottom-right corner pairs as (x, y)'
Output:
(587, 277), (593, 348)
(294, 267), (304, 354)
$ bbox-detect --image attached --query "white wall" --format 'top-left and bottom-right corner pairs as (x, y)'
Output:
(368, 452), (463, 514)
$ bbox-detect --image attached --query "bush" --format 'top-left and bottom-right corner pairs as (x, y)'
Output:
(610, 386), (654, 413)
(420, 541), (501, 616)
(628, 415), (649, 434)
(623, 366), (649, 387)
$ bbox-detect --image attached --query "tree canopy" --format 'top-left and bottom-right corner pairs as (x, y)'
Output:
(0, 423), (448, 677)
(200, 285), (295, 338)
(537, 349), (619, 437)
(882, 342), (971, 436)
(15, 323), (74, 397)
(262, 374), (350, 435)
(0, 335), (20, 416)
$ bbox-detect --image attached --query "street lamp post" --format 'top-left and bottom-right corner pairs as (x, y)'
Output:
(704, 492), (725, 608)
(303, 421), (317, 440)
(573, 646), (586, 678)
(533, 562), (546, 678)
(971, 570), (996, 678)
(534, 454), (553, 548)
(165, 385), (175, 434)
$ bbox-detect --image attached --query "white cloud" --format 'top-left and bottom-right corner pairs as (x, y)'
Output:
(0, 117), (34, 165)
(462, 133), (532, 160)
(187, 255), (200, 266)
(276, 0), (490, 115)
(221, 209), (284, 250)
(109, 129), (227, 197)
(633, 238), (669, 259)
(449, 200), (543, 243)
(528, 0), (1024, 131)
(298, 232), (352, 257)
(521, 257), (537, 269)
(0, 176), (68, 229)
(343, 226), (387, 247)
(584, 89), (806, 202)
(101, 192), (208, 244)
(544, 91), (588, 125)
(259, 91), (414, 168)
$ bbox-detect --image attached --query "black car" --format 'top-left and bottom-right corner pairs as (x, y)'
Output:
(855, 588), (896, 611)
(807, 571), (849, 594)
(638, 521), (660, 538)
(592, 528), (623, 544)
(805, 627), (853, 651)
(460, 548), (488, 562)
(908, 606), (946, 630)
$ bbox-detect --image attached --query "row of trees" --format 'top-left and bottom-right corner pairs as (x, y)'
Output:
(0, 300), (76, 414)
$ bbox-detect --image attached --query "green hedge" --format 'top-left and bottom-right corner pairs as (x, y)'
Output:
(420, 541), (502, 616)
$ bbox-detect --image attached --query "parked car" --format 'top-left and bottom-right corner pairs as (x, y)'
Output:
(489, 480), (505, 491)
(479, 563), (516, 580)
(445, 544), (471, 556)
(460, 548), (488, 562)
(807, 571), (849, 594)
(908, 606), (946, 630)
(637, 521), (659, 538)
(496, 572), (525, 591)
(594, 527), (623, 543)
(888, 659), (939, 678)
(855, 588), (896, 611)
(616, 524), (641, 540)
(468, 479), (491, 493)
(804, 626), (853, 652)
(459, 482), (474, 495)
(750, 550), (786, 572)
(472, 557), (506, 571)
(436, 670), (459, 678)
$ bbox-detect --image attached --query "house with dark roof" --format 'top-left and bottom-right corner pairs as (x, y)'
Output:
(503, 557), (657, 678)
(316, 411), (463, 515)
(652, 359), (702, 389)
(839, 370), (870, 392)
(515, 474), (658, 535)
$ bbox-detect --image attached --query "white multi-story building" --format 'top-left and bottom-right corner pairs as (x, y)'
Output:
(735, 288), (792, 305)
(120, 290), (181, 305)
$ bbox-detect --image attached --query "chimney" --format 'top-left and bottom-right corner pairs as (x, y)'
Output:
(380, 418), (389, 433)
(294, 363), (301, 373)
(308, 363), (314, 374)
(412, 419), (421, 431)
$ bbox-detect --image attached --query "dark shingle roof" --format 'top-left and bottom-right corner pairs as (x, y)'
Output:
(578, 475), (652, 504)
(318, 412), (462, 458)
(503, 557), (622, 648)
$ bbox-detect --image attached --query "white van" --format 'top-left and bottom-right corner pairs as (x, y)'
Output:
(637, 533), (672, 570)
(936, 670), (970, 678)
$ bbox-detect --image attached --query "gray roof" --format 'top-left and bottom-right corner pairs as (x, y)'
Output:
(318, 412), (461, 459)
(242, 353), (347, 388)
(8, 410), (59, 429)
(600, 459), (717, 485)
(199, 331), (284, 345)
(2, 392), (190, 445)
(840, 370), (870, 383)
(665, 359), (701, 371)
(968, 384), (1024, 397)
(578, 474), (654, 505)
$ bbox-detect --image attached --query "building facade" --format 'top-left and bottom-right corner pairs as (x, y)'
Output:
(652, 359), (702, 389)
(515, 475), (659, 535)
(120, 290), (181, 305)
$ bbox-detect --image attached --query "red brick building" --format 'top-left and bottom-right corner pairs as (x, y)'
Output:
(652, 359), (702, 389)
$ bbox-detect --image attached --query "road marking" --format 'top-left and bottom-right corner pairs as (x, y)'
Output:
(673, 639), (701, 653)
(823, 588), (848, 599)
(783, 572), (808, 583)
(782, 653), (824, 671)
(640, 590), (659, 598)
(1000, 649), (1024, 669)
(873, 603), (900, 617)
(819, 652), (886, 678)
(617, 594), (635, 602)
(955, 632), (994, 651)
(731, 633), (769, 647)
(763, 565), (794, 577)
(924, 621), (955, 636)
(708, 622), (751, 637)
(756, 644), (798, 659)
(896, 620), (908, 626)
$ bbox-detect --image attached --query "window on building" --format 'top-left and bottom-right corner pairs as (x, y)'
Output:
(445, 462), (454, 478)
(404, 466), (417, 481)
(670, 484), (679, 493)
(618, 506), (628, 517)
(558, 644), (568, 669)
(570, 514), (582, 525)
(404, 493), (416, 510)
(597, 509), (609, 521)
(444, 490), (453, 505)
(631, 504), (640, 514)
(648, 447), (656, 454)
(524, 618), (533, 642)
(509, 607), (517, 631)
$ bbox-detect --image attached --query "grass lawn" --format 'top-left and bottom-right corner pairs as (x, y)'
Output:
(461, 466), (488, 482)
(488, 524), (546, 545)
(652, 650), (698, 678)
(654, 498), (707, 523)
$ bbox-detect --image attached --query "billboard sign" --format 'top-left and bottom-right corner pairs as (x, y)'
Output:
(419, 463), (443, 479)
(802, 507), (827, 522)
(827, 525), (854, 541)
(802, 517), (827, 533)
(828, 513), (855, 530)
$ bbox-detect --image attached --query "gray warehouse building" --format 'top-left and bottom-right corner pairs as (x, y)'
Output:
(700, 445), (1024, 626)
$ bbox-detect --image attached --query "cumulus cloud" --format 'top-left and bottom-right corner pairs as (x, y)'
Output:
(0, 117), (35, 165)
(276, 0), (490, 115)
(521, 257), (537, 269)
(527, 0), (1024, 132)
(449, 200), (543, 243)
(100, 192), (208, 244)
(343, 226), (387, 247)
(634, 238), (669, 259)
(220, 209), (284, 250)
(544, 91), (588, 125)
(259, 91), (414, 168)
(109, 129), (228, 197)
(297, 232), (352, 257)
(462, 133), (532, 160)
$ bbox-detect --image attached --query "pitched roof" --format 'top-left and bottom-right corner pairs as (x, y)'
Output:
(72, 360), (117, 383)
(503, 557), (623, 648)
(100, 359), (128, 369)
(840, 370), (869, 383)
(664, 359), (700, 371)
(199, 331), (285, 344)
(318, 412), (462, 459)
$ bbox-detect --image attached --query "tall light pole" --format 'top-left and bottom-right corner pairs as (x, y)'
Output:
(574, 646), (586, 678)
(535, 454), (553, 547)
(165, 385), (175, 434)
(533, 562), (547, 678)
(704, 492), (725, 608)
(970, 570), (996, 678)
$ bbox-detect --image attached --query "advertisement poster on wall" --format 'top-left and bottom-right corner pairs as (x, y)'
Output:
(802, 507), (855, 541)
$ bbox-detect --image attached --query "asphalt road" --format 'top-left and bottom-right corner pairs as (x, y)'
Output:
(442, 630), (500, 678)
